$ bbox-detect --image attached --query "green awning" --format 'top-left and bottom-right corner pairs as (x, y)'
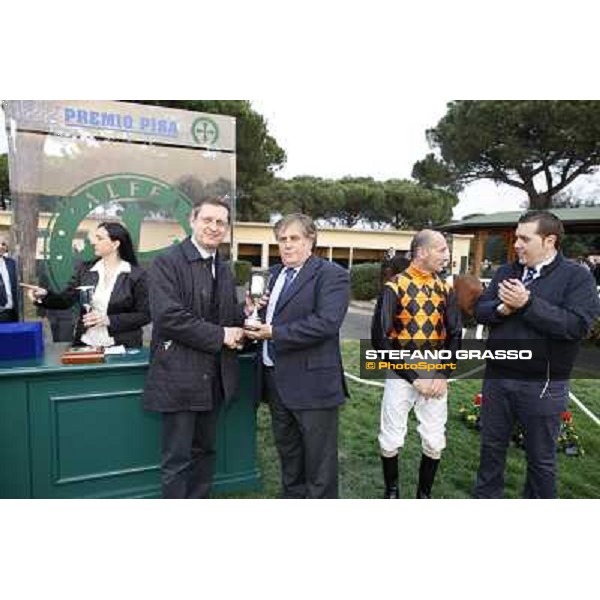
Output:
(442, 207), (600, 233)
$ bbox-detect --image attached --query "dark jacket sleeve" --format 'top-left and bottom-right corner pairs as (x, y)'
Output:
(234, 290), (247, 326)
(273, 266), (350, 351)
(474, 267), (509, 326)
(520, 267), (600, 340)
(149, 253), (224, 353)
(107, 270), (152, 335)
(39, 263), (85, 309)
(222, 260), (246, 327)
(380, 283), (398, 352)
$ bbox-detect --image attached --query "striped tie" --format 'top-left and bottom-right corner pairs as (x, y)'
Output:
(523, 267), (536, 285)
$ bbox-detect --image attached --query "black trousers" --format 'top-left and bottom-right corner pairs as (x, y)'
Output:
(48, 311), (74, 342)
(161, 409), (219, 499)
(0, 310), (17, 322)
(474, 378), (567, 499)
(264, 368), (339, 499)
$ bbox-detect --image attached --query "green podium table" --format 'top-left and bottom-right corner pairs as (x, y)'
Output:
(0, 344), (259, 498)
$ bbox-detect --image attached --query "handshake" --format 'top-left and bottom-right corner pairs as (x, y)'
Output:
(222, 290), (272, 350)
(222, 327), (246, 350)
(222, 322), (273, 349)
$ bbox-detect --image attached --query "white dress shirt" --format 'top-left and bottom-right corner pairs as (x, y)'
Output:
(81, 259), (131, 347)
(190, 237), (216, 277)
(262, 264), (302, 366)
(521, 252), (557, 283)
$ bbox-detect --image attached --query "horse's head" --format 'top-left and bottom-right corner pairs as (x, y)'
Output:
(452, 274), (484, 317)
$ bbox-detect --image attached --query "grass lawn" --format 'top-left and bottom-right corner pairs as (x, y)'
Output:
(216, 340), (600, 499)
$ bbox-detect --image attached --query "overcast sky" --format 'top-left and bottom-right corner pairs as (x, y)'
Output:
(0, 101), (532, 220)
(251, 98), (528, 219)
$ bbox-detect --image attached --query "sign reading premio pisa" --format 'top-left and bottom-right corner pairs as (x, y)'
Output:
(4, 100), (236, 288)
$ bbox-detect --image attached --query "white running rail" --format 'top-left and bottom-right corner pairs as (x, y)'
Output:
(344, 368), (600, 426)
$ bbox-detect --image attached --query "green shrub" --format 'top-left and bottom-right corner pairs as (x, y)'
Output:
(588, 316), (600, 345)
(350, 262), (381, 300)
(233, 260), (252, 286)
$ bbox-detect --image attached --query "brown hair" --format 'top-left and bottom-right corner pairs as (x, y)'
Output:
(191, 196), (231, 221)
(273, 213), (318, 248)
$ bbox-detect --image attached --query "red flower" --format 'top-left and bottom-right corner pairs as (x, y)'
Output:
(561, 411), (572, 423)
(473, 393), (482, 407)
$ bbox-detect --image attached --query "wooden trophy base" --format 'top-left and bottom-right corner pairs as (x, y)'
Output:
(61, 346), (105, 364)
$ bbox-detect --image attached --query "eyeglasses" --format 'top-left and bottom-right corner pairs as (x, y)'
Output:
(199, 217), (228, 229)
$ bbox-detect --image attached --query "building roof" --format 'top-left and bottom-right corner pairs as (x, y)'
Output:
(441, 207), (600, 233)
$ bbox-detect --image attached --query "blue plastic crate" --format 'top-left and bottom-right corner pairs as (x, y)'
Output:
(0, 321), (44, 360)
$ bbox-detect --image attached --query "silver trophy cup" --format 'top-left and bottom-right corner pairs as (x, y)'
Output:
(77, 285), (96, 314)
(245, 271), (270, 327)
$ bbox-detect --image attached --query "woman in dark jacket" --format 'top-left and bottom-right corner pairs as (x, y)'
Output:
(28, 222), (150, 348)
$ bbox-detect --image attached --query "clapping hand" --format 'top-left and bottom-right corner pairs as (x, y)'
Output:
(498, 279), (530, 310)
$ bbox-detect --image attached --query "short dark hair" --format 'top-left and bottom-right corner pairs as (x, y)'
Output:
(191, 196), (231, 221)
(390, 254), (410, 272)
(273, 213), (318, 248)
(517, 210), (564, 249)
(382, 254), (410, 280)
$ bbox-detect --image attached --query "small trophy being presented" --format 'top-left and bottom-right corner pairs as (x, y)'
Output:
(60, 284), (105, 363)
(77, 285), (96, 315)
(245, 271), (270, 328)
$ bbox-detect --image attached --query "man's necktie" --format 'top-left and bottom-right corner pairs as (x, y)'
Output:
(522, 267), (536, 285)
(0, 269), (7, 307)
(266, 268), (296, 363)
(202, 255), (214, 278)
(203, 255), (218, 319)
(276, 267), (296, 308)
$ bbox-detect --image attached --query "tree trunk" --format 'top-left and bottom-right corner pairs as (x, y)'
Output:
(528, 192), (553, 210)
(12, 192), (39, 320)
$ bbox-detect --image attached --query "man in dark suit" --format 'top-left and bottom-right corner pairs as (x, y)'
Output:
(474, 211), (600, 498)
(245, 214), (350, 499)
(143, 197), (249, 499)
(0, 237), (19, 322)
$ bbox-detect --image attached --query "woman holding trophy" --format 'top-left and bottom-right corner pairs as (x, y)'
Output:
(26, 222), (150, 348)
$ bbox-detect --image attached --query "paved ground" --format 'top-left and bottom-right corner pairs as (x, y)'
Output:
(341, 301), (374, 340)
(44, 301), (376, 346)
